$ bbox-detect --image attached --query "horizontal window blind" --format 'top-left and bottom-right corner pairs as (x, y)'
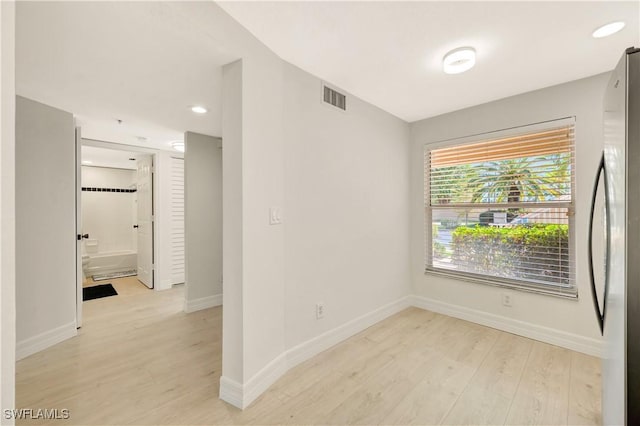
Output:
(429, 124), (574, 207)
(425, 121), (576, 295)
(430, 127), (573, 167)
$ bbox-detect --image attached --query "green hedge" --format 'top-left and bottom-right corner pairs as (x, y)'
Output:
(451, 224), (569, 285)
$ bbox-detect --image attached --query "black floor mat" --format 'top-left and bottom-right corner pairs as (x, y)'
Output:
(83, 283), (118, 301)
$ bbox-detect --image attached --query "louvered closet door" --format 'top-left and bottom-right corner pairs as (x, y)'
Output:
(170, 157), (185, 284)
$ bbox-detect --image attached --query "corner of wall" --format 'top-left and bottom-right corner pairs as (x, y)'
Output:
(218, 376), (245, 409)
(220, 295), (411, 410)
(221, 58), (245, 389)
(225, 353), (288, 409)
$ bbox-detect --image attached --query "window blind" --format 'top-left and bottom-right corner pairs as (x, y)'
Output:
(425, 121), (576, 295)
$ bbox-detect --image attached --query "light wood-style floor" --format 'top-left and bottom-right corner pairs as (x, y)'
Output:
(16, 277), (601, 425)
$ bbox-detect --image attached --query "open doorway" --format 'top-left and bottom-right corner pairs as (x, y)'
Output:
(80, 146), (152, 286)
(76, 139), (186, 328)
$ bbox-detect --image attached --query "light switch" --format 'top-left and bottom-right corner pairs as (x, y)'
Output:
(269, 207), (282, 225)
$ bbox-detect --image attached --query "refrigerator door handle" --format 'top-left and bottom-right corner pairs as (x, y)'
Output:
(588, 152), (606, 335)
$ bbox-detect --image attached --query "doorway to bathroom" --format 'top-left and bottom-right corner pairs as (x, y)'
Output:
(80, 146), (148, 286)
(77, 138), (186, 326)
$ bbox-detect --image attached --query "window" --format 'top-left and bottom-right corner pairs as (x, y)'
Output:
(425, 119), (576, 297)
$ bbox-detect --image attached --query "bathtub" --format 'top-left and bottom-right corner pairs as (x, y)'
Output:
(84, 250), (137, 276)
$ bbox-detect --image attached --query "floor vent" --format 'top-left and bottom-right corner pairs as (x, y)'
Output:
(323, 85), (347, 111)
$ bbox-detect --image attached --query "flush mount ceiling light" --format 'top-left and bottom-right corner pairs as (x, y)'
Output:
(191, 105), (208, 114)
(171, 141), (185, 152)
(443, 47), (476, 74)
(82, 160), (93, 165)
(592, 21), (625, 38)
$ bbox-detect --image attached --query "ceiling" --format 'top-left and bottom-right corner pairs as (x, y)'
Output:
(16, 1), (640, 142)
(218, 1), (640, 122)
(81, 146), (145, 170)
(16, 2), (236, 151)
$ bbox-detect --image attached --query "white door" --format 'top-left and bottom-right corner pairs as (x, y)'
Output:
(170, 157), (185, 284)
(137, 155), (154, 288)
(75, 127), (83, 327)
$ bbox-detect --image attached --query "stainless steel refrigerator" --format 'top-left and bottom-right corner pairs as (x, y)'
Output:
(589, 47), (640, 426)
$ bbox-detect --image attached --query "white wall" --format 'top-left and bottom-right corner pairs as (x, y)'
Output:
(221, 59), (244, 386)
(219, 38), (412, 408)
(409, 73), (610, 354)
(82, 166), (135, 188)
(212, 2), (410, 407)
(184, 132), (222, 310)
(1, 1), (16, 421)
(15, 96), (76, 359)
(239, 55), (287, 387)
(81, 166), (136, 255)
(211, 10), (288, 405)
(283, 63), (411, 349)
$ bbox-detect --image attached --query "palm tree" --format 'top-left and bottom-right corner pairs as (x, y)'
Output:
(467, 155), (569, 205)
(430, 164), (477, 205)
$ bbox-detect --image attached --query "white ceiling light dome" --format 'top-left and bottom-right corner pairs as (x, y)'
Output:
(443, 47), (476, 74)
(592, 21), (626, 38)
(191, 105), (208, 114)
(171, 141), (185, 152)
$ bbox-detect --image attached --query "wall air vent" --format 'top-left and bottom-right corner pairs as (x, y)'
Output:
(323, 85), (347, 111)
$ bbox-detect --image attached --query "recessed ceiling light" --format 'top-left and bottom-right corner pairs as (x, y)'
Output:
(592, 21), (625, 38)
(171, 141), (185, 152)
(82, 160), (93, 165)
(443, 47), (476, 74)
(191, 106), (208, 114)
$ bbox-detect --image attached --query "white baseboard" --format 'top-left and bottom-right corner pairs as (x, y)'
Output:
(220, 292), (602, 411)
(409, 295), (602, 357)
(243, 353), (289, 407)
(220, 296), (411, 409)
(219, 376), (244, 409)
(221, 353), (289, 409)
(17, 321), (78, 360)
(183, 293), (222, 313)
(286, 296), (411, 368)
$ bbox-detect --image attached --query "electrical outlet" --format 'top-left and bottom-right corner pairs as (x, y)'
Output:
(502, 293), (513, 307)
(316, 303), (325, 319)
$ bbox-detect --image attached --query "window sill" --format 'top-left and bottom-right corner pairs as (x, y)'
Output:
(424, 267), (578, 300)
